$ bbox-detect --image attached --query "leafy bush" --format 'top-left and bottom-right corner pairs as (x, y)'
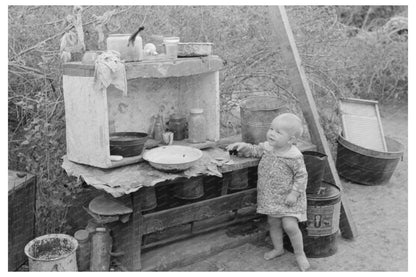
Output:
(8, 5), (407, 235)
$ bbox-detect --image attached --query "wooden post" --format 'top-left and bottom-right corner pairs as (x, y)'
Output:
(116, 192), (143, 271)
(268, 6), (357, 239)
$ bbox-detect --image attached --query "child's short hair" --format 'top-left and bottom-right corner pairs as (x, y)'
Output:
(275, 113), (303, 138)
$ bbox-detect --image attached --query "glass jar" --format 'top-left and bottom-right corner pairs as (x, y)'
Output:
(106, 34), (143, 62)
(188, 108), (206, 143)
(74, 229), (91, 271)
(90, 227), (112, 271)
(168, 114), (186, 140)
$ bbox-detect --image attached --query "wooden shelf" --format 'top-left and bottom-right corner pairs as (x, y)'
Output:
(63, 55), (225, 79)
(215, 135), (317, 173)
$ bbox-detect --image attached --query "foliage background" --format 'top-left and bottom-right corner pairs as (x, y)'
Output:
(8, 5), (407, 235)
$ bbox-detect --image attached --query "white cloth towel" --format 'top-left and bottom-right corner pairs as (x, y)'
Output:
(93, 50), (127, 96)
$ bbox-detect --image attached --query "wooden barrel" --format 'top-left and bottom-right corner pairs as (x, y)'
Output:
(284, 181), (341, 258)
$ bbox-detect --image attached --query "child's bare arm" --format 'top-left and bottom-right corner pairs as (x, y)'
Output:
(226, 142), (265, 158)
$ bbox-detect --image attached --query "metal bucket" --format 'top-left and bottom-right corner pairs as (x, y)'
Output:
(174, 177), (204, 200)
(284, 181), (341, 258)
(336, 135), (404, 185)
(240, 96), (287, 144)
(139, 186), (157, 211)
(303, 151), (328, 195)
(24, 234), (78, 271)
(224, 169), (249, 191)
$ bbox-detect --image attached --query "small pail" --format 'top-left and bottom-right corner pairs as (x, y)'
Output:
(174, 177), (204, 200)
(303, 151), (328, 195)
(336, 135), (404, 185)
(24, 234), (78, 271)
(225, 169), (249, 191)
(284, 181), (341, 258)
(240, 96), (287, 144)
(139, 186), (157, 211)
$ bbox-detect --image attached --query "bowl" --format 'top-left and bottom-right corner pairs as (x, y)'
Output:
(143, 145), (203, 172)
(109, 132), (148, 157)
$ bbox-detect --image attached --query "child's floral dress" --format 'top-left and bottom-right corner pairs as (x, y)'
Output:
(244, 142), (308, 221)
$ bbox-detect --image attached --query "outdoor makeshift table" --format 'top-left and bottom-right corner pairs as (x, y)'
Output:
(63, 135), (315, 271)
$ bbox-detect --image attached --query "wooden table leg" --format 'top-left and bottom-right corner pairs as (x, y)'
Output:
(113, 192), (143, 271)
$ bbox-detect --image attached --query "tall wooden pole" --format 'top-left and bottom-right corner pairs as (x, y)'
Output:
(268, 6), (357, 239)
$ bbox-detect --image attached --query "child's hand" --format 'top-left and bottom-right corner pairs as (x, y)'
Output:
(285, 191), (299, 206)
(226, 142), (250, 155)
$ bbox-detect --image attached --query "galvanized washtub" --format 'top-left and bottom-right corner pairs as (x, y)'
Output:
(240, 96), (288, 144)
(336, 135), (404, 185)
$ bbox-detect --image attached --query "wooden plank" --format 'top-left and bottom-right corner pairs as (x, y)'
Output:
(63, 56), (224, 79)
(127, 193), (143, 270)
(141, 188), (257, 234)
(142, 212), (261, 250)
(268, 6), (357, 239)
(216, 135), (316, 173)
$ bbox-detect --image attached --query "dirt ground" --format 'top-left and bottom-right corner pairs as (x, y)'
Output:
(175, 103), (408, 271)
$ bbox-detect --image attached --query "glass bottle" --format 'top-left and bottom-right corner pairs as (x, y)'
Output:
(74, 229), (91, 271)
(90, 227), (112, 271)
(153, 114), (164, 142)
(188, 108), (206, 143)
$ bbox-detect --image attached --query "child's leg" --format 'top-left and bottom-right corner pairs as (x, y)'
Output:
(282, 217), (310, 271)
(264, 216), (285, 260)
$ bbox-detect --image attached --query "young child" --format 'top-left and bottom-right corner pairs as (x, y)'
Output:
(227, 113), (310, 271)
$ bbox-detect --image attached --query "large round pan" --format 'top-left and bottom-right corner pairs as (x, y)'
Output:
(143, 145), (203, 172)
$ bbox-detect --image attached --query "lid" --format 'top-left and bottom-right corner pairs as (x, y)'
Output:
(307, 181), (340, 200)
(74, 229), (89, 241)
(89, 194), (133, 216)
(163, 37), (180, 43)
(190, 108), (203, 114)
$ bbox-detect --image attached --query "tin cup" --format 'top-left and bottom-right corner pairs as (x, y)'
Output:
(162, 132), (174, 145)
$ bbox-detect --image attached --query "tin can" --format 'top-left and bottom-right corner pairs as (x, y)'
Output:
(168, 114), (187, 140)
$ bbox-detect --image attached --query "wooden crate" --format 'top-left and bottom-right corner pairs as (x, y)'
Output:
(62, 56), (224, 169)
(8, 170), (36, 271)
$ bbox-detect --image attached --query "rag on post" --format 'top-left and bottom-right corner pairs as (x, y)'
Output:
(93, 50), (128, 96)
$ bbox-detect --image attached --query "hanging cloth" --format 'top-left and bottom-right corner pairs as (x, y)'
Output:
(93, 50), (127, 96)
